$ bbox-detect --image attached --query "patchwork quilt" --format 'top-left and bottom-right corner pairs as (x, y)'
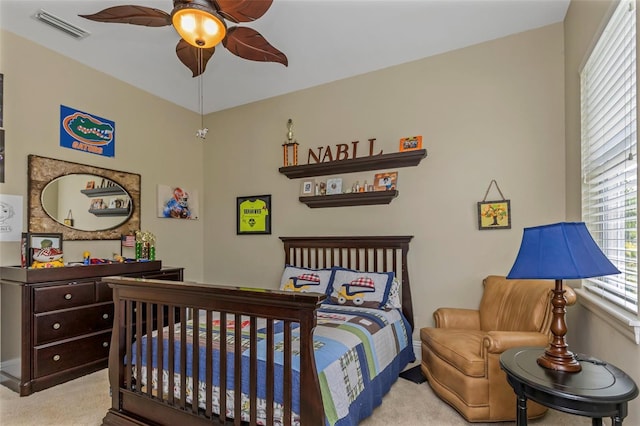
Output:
(131, 304), (414, 426)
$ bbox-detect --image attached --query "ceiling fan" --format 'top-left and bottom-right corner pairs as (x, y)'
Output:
(79, 0), (288, 77)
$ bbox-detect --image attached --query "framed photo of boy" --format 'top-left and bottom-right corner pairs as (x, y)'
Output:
(477, 200), (511, 230)
(300, 179), (315, 196)
(237, 195), (271, 235)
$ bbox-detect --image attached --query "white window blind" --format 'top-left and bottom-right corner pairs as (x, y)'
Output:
(581, 0), (638, 314)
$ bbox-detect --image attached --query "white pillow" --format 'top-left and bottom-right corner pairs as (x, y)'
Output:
(279, 265), (334, 295)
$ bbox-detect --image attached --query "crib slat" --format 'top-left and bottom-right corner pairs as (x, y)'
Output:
(266, 319), (274, 425)
(192, 308), (200, 413)
(249, 316), (257, 426)
(180, 307), (187, 409)
(234, 314), (242, 426)
(157, 305), (164, 401)
(284, 320), (292, 426)
(168, 306), (175, 405)
(145, 303), (153, 397)
(125, 300), (132, 392)
(219, 311), (227, 425)
(135, 301), (142, 394)
(206, 310), (213, 418)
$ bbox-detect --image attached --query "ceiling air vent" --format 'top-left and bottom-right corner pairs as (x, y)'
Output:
(33, 9), (90, 40)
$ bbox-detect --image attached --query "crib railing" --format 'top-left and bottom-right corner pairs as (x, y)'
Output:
(102, 277), (326, 426)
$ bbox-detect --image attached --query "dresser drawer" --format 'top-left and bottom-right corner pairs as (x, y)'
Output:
(33, 331), (111, 378)
(34, 281), (96, 313)
(34, 303), (114, 345)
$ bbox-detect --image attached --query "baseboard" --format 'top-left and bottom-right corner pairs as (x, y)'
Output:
(413, 341), (421, 362)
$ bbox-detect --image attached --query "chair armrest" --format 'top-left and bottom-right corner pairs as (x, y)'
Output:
(482, 331), (549, 355)
(433, 308), (480, 329)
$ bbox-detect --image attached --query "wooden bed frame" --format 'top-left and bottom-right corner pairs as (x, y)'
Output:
(102, 236), (414, 426)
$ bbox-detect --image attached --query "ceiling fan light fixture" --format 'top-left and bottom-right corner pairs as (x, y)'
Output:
(172, 0), (226, 48)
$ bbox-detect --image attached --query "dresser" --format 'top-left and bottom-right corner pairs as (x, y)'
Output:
(0, 261), (183, 396)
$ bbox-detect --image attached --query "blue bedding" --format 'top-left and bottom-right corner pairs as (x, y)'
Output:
(132, 304), (414, 425)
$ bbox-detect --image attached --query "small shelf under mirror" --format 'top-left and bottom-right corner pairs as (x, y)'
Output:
(81, 187), (126, 197)
(88, 208), (130, 217)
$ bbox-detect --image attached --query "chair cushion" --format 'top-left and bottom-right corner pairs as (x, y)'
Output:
(420, 327), (486, 377)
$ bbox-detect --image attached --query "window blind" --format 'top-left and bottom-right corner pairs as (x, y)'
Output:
(581, 0), (638, 314)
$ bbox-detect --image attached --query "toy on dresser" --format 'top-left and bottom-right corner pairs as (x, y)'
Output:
(31, 239), (64, 268)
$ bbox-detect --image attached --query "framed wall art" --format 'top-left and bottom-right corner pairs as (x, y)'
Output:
(237, 195), (271, 235)
(326, 177), (343, 195)
(477, 200), (511, 230)
(374, 171), (398, 191)
(300, 179), (315, 196)
(399, 135), (422, 152)
(477, 179), (511, 230)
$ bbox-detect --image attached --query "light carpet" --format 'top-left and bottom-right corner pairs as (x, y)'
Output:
(0, 366), (593, 425)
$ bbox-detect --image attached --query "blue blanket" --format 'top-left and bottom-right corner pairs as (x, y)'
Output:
(132, 304), (414, 425)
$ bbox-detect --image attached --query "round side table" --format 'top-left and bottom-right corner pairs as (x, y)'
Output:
(500, 347), (638, 426)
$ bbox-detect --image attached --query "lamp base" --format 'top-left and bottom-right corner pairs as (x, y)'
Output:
(537, 349), (582, 373)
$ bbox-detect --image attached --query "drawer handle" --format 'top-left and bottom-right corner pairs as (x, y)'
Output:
(52, 323), (61, 330)
(53, 354), (61, 362)
(64, 293), (72, 300)
(102, 341), (109, 348)
(102, 313), (109, 320)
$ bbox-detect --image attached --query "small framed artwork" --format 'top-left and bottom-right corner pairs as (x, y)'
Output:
(399, 136), (423, 152)
(477, 200), (511, 230)
(300, 179), (315, 196)
(23, 232), (63, 267)
(326, 177), (343, 195)
(85, 180), (95, 189)
(374, 171), (398, 191)
(237, 195), (271, 235)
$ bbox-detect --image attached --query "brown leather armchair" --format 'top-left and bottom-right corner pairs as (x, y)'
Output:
(420, 275), (577, 422)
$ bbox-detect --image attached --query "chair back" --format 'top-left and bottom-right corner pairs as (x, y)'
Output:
(478, 275), (576, 333)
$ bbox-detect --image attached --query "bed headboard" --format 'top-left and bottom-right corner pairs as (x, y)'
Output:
(279, 236), (414, 330)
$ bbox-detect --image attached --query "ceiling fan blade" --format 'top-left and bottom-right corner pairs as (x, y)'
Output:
(223, 27), (287, 66)
(215, 0), (273, 23)
(176, 39), (215, 77)
(79, 6), (171, 27)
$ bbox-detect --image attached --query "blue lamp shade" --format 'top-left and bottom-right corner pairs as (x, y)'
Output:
(507, 222), (620, 280)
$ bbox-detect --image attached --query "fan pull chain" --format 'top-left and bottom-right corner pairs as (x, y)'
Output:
(196, 48), (208, 139)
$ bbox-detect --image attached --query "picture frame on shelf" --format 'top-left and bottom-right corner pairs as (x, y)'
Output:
(326, 178), (343, 195)
(477, 200), (511, 230)
(85, 180), (95, 189)
(300, 179), (315, 196)
(237, 194), (271, 235)
(399, 136), (423, 152)
(374, 171), (398, 191)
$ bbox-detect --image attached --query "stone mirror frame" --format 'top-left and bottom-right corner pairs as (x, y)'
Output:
(28, 155), (141, 240)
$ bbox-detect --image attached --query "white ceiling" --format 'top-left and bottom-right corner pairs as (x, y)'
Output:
(0, 0), (570, 114)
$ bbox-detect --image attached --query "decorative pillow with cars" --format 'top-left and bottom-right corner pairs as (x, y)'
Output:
(327, 268), (394, 309)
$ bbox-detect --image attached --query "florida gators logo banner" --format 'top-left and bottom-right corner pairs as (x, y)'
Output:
(60, 105), (115, 157)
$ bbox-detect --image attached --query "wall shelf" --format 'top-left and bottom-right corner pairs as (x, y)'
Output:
(88, 208), (130, 217)
(299, 190), (398, 208)
(81, 187), (126, 197)
(279, 149), (427, 179)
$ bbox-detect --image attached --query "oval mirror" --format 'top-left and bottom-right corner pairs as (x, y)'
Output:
(41, 174), (132, 232)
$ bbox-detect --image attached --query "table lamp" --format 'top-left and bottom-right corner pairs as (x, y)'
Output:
(507, 222), (620, 372)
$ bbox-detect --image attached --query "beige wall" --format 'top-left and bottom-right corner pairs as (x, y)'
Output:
(0, 30), (204, 282)
(203, 24), (566, 338)
(564, 0), (640, 422)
